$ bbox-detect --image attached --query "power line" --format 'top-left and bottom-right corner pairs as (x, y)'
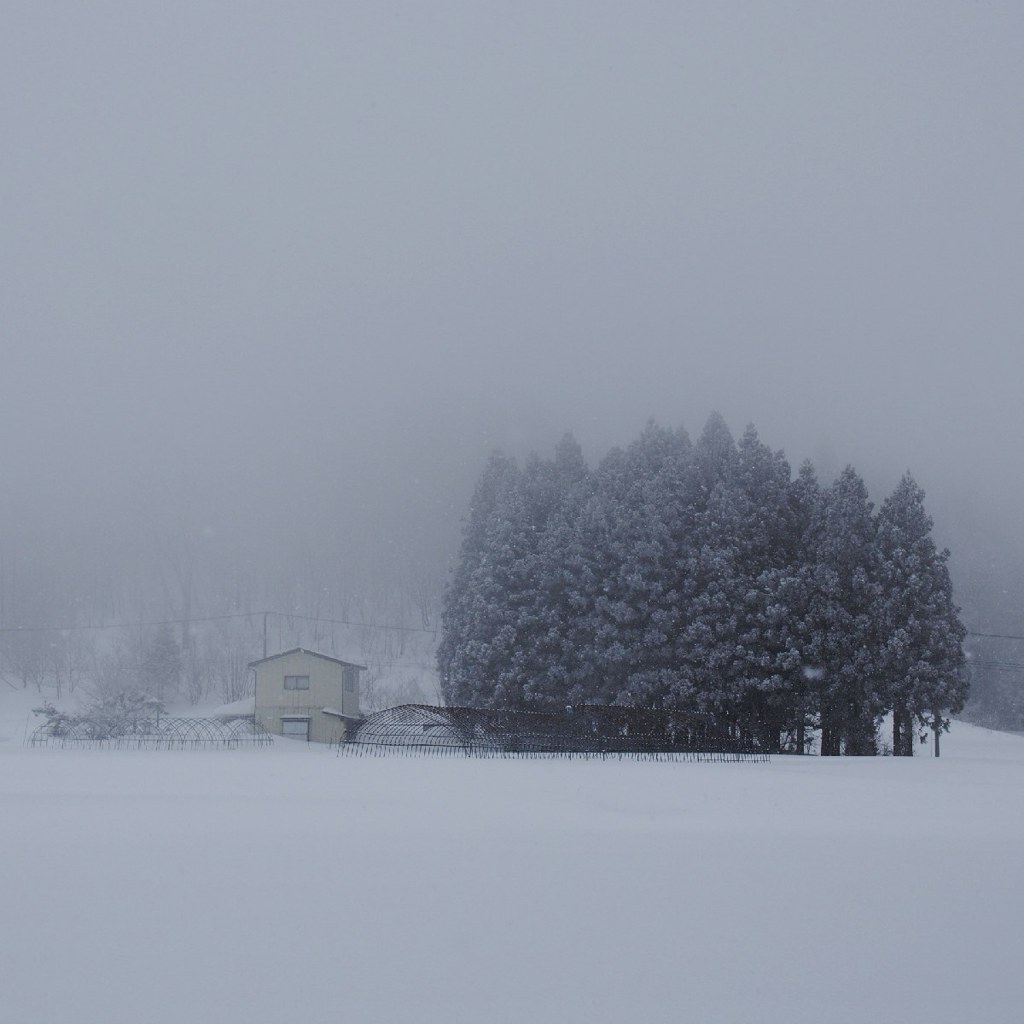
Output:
(272, 611), (435, 635)
(0, 612), (252, 635)
(0, 609), (437, 637)
(0, 614), (1011, 641)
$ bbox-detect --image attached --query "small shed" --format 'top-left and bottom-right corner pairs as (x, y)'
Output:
(249, 648), (365, 744)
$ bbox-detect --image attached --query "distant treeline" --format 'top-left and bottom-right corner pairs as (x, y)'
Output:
(438, 415), (967, 755)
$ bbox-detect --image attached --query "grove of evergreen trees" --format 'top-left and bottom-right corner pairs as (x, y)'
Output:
(438, 416), (968, 755)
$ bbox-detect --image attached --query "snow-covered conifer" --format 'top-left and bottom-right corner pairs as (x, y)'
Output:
(811, 466), (885, 754)
(876, 473), (967, 754)
(437, 452), (523, 706)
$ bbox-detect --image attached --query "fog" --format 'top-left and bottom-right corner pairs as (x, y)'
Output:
(2, 3), (1023, 638)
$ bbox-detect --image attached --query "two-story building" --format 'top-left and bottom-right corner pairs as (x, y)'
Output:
(249, 648), (366, 743)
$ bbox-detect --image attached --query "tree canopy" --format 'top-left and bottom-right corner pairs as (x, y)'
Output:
(439, 417), (967, 755)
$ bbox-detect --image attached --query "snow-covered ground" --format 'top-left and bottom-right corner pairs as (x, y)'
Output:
(2, 687), (1022, 1024)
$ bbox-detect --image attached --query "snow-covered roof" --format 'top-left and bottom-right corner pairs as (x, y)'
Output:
(247, 647), (368, 671)
(321, 707), (363, 722)
(209, 697), (256, 720)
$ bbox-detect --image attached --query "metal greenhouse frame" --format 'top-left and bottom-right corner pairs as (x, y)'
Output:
(343, 704), (767, 761)
(28, 716), (274, 750)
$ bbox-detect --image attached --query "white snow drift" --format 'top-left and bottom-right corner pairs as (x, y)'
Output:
(1, 690), (1021, 1024)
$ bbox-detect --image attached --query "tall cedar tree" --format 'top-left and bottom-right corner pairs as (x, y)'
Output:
(809, 467), (886, 754)
(592, 423), (694, 709)
(726, 426), (799, 748)
(515, 435), (591, 708)
(876, 473), (967, 754)
(437, 453), (522, 706)
(782, 461), (827, 752)
(678, 414), (742, 715)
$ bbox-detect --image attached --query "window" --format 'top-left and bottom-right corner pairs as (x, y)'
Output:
(281, 718), (309, 740)
(284, 675), (310, 690)
(343, 668), (357, 694)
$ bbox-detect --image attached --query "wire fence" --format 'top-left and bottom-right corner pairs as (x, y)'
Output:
(340, 745), (763, 762)
(28, 716), (274, 750)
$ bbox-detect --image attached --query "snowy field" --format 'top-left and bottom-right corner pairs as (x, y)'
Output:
(3, 691), (1022, 1024)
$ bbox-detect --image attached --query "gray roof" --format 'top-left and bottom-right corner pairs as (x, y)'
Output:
(321, 707), (364, 722)
(247, 647), (368, 671)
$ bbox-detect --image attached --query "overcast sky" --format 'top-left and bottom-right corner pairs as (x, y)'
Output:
(2, 3), (1023, 602)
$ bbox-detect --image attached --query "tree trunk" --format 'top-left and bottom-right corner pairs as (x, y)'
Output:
(893, 705), (914, 756)
(820, 717), (840, 756)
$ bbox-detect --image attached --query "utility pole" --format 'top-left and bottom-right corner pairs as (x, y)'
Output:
(262, 612), (268, 660)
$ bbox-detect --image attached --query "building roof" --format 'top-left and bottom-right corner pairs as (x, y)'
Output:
(321, 707), (364, 722)
(247, 647), (368, 671)
(210, 697), (257, 721)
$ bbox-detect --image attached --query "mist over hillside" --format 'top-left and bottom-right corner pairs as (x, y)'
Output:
(2, 4), (1023, 716)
